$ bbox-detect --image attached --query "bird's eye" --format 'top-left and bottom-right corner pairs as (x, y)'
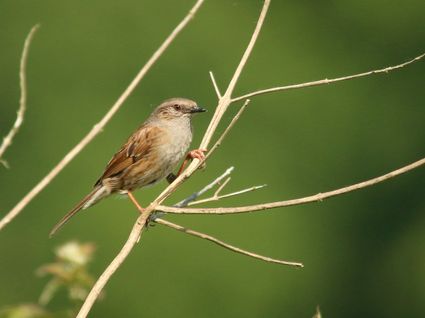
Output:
(173, 104), (181, 110)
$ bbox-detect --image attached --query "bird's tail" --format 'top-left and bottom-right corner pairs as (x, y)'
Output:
(49, 186), (108, 237)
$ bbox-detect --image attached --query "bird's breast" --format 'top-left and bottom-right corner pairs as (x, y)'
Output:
(159, 119), (193, 167)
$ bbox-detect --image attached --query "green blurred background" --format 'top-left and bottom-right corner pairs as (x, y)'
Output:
(1, 0), (424, 317)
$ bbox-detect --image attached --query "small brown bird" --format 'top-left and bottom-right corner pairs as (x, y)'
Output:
(50, 97), (206, 236)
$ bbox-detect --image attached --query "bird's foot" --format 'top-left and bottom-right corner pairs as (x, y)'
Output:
(187, 148), (207, 161)
(176, 149), (208, 177)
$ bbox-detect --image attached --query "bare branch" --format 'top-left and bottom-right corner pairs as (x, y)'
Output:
(174, 165), (265, 207)
(199, 0), (270, 151)
(205, 99), (249, 161)
(154, 218), (303, 267)
(157, 157), (425, 214)
(189, 183), (267, 206)
(209, 71), (222, 98)
(0, 0), (205, 231)
(0, 24), (40, 167)
(231, 53), (425, 103)
(213, 176), (231, 197)
(76, 213), (149, 318)
(175, 167), (234, 207)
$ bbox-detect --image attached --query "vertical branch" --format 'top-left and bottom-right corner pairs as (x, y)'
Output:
(0, 24), (40, 167)
(199, 0), (270, 150)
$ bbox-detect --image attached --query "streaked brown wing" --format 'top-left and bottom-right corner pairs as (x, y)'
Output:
(94, 125), (165, 186)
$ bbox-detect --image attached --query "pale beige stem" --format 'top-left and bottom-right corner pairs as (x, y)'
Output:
(209, 71), (222, 98)
(0, 25), (40, 167)
(231, 53), (425, 103)
(199, 0), (270, 151)
(157, 157), (425, 214)
(188, 183), (267, 206)
(154, 218), (303, 267)
(213, 177), (231, 197)
(175, 167), (234, 207)
(205, 99), (249, 161)
(76, 213), (149, 318)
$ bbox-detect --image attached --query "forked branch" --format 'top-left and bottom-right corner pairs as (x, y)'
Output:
(156, 157), (425, 215)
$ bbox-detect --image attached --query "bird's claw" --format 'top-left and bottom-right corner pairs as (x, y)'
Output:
(188, 149), (207, 161)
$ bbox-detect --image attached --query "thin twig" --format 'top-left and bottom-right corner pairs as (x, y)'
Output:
(157, 173), (286, 267)
(154, 218), (303, 267)
(0, 24), (40, 168)
(0, 0), (205, 231)
(157, 157), (425, 214)
(175, 167), (234, 207)
(188, 183), (267, 206)
(213, 176), (231, 197)
(209, 71), (222, 98)
(205, 99), (249, 161)
(231, 53), (425, 103)
(198, 0), (270, 152)
(174, 167), (265, 206)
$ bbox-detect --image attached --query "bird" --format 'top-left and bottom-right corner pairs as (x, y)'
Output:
(50, 97), (206, 237)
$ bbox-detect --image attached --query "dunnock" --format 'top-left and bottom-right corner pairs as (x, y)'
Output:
(50, 98), (206, 236)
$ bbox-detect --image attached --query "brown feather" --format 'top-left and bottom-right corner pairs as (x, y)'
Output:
(95, 125), (165, 186)
(49, 186), (104, 237)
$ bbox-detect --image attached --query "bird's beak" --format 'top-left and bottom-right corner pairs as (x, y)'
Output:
(190, 106), (207, 113)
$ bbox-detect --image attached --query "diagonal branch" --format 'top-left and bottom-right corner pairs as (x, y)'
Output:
(188, 183), (267, 206)
(76, 212), (150, 318)
(0, 0), (205, 231)
(198, 0), (270, 151)
(209, 71), (222, 99)
(213, 176), (231, 197)
(231, 53), (425, 103)
(175, 166), (235, 208)
(154, 218), (303, 267)
(0, 24), (40, 168)
(205, 99), (249, 161)
(156, 157), (425, 214)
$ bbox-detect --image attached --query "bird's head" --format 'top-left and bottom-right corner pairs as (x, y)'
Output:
(153, 97), (206, 120)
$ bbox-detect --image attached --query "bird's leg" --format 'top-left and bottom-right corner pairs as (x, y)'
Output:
(127, 191), (145, 214)
(176, 149), (207, 177)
